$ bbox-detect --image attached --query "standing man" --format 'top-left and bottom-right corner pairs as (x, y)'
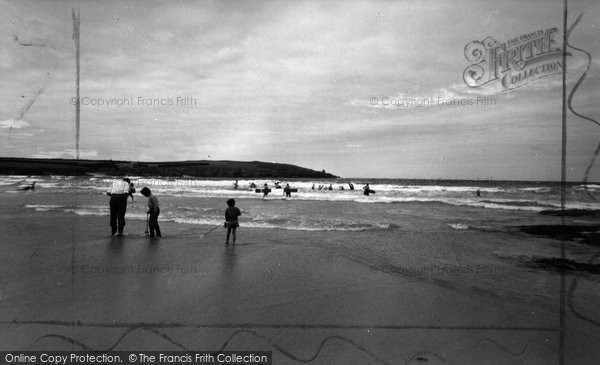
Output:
(107, 177), (135, 237)
(284, 183), (292, 198)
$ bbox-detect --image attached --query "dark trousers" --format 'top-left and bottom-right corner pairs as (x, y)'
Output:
(149, 209), (161, 237)
(109, 194), (128, 234)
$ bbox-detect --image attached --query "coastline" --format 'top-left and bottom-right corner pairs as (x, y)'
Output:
(0, 158), (338, 179)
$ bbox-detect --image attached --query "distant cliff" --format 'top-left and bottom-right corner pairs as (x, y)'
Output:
(0, 158), (338, 178)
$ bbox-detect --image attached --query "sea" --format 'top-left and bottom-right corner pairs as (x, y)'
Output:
(3, 175), (599, 233)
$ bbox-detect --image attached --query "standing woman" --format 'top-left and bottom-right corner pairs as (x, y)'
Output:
(107, 177), (135, 237)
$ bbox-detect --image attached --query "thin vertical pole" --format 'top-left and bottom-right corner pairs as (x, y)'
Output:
(73, 8), (80, 160)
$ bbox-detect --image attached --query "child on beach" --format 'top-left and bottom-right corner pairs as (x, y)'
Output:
(140, 187), (161, 237)
(225, 198), (241, 245)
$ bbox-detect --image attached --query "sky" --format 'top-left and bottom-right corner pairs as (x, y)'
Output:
(0, 0), (599, 180)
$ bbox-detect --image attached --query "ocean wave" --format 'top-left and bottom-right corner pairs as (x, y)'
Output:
(24, 204), (64, 211)
(0, 177), (29, 186)
(9, 175), (600, 212)
(448, 223), (469, 230)
(574, 184), (600, 191)
(21, 204), (397, 232)
(479, 199), (557, 208)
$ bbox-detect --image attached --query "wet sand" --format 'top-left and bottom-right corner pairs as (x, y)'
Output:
(1, 199), (600, 364)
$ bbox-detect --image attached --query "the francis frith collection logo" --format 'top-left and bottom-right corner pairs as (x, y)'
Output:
(463, 28), (564, 90)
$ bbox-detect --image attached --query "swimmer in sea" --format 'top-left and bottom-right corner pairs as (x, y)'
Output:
(18, 181), (36, 191)
(284, 183), (292, 198)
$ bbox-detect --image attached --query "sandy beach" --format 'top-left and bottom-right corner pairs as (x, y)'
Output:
(2, 182), (600, 364)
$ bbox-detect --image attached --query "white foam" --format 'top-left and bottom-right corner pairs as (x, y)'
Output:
(0, 177), (29, 186)
(24, 204), (64, 212)
(448, 223), (469, 230)
(574, 184), (600, 191)
(10, 175), (600, 213)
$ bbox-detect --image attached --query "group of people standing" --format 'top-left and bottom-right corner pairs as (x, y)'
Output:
(234, 180), (294, 199)
(235, 180), (371, 198)
(107, 177), (373, 242)
(310, 182), (358, 191)
(107, 177), (238, 244)
(107, 178), (161, 238)
(258, 183), (294, 199)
